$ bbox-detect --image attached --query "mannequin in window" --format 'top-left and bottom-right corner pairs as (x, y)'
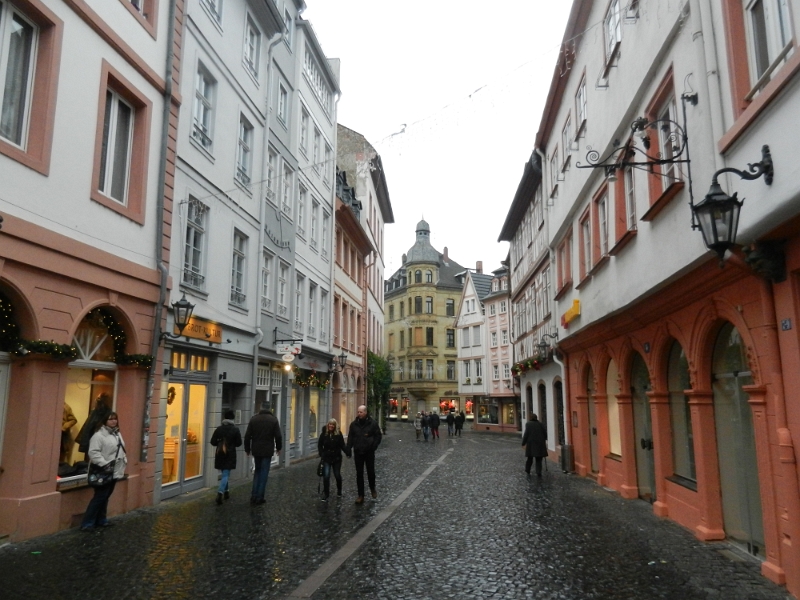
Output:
(60, 403), (78, 464)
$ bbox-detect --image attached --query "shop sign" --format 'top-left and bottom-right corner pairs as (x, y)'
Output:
(561, 299), (581, 328)
(177, 316), (222, 343)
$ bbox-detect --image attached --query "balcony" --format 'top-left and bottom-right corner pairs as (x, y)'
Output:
(230, 289), (246, 307)
(183, 269), (205, 289)
(192, 122), (212, 151)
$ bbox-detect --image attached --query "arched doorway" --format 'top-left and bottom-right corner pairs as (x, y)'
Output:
(538, 383), (548, 441)
(631, 353), (655, 502)
(713, 323), (764, 557)
(587, 367), (600, 473)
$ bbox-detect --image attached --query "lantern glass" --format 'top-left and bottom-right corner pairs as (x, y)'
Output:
(694, 184), (742, 259)
(172, 294), (195, 333)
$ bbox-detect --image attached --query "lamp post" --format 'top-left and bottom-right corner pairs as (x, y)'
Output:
(160, 294), (195, 340)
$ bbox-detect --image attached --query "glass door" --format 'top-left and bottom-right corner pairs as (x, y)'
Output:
(162, 382), (207, 497)
(631, 354), (656, 502)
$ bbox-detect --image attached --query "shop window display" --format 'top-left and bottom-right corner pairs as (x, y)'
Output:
(477, 403), (499, 424)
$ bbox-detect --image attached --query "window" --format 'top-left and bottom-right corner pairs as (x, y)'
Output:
(282, 8), (293, 49)
(500, 300), (507, 314)
(399, 302), (404, 319)
(549, 148), (559, 195)
(399, 330), (405, 349)
(446, 329), (455, 348)
(414, 296), (422, 313)
(425, 297), (433, 314)
(447, 361), (455, 380)
(300, 109), (309, 153)
(321, 211), (330, 259)
(278, 262), (288, 317)
(323, 143), (332, 185)
(656, 96), (681, 188)
(489, 303), (496, 316)
(493, 364), (499, 380)
(310, 199), (318, 249)
(0, 2), (36, 149)
(266, 149), (277, 204)
(580, 211), (591, 280)
(388, 332), (394, 351)
(557, 233), (572, 290)
(201, 0), (222, 23)
(461, 328), (470, 347)
(244, 17), (260, 76)
(307, 283), (316, 338)
(413, 327), (422, 346)
(230, 231), (246, 306)
(501, 330), (508, 345)
(297, 185), (306, 236)
(426, 359), (434, 380)
(576, 76), (587, 131)
(281, 163), (293, 217)
(303, 44), (333, 116)
(594, 189), (609, 259)
(388, 304), (394, 321)
(425, 270), (433, 283)
(414, 270), (422, 283)
(294, 274), (304, 332)
(312, 128), (320, 172)
(624, 166), (636, 229)
(183, 199), (207, 288)
(491, 331), (497, 347)
(562, 116), (572, 165)
(236, 115), (253, 186)
(426, 327), (433, 346)
(605, 0), (621, 61)
(193, 65), (214, 151)
(278, 83), (288, 124)
(415, 360), (423, 380)
(472, 325), (481, 346)
(97, 89), (133, 205)
(319, 290), (328, 342)
(669, 341), (696, 480)
(474, 359), (482, 378)
(745, 0), (793, 88)
(261, 250), (273, 311)
(446, 299), (455, 316)
(503, 363), (511, 379)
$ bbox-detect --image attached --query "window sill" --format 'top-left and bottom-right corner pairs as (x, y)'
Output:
(179, 283), (208, 300)
(554, 281), (572, 301)
(666, 474), (697, 492)
(641, 181), (685, 222)
(609, 228), (637, 256)
(588, 255), (610, 276)
(190, 135), (215, 163)
(575, 274), (592, 290)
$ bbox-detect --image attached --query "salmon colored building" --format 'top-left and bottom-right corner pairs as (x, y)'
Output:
(527, 0), (800, 596)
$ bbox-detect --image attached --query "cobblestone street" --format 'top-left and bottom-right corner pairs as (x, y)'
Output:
(1, 424), (792, 600)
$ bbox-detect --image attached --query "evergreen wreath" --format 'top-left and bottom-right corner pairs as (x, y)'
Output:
(293, 366), (330, 390)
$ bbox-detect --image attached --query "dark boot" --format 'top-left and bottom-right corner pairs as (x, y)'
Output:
(224, 490), (230, 500)
(216, 493), (223, 505)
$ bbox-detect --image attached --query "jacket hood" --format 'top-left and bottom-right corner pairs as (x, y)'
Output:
(222, 419), (235, 426)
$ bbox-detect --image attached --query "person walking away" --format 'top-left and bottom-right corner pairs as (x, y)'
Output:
(346, 405), (382, 504)
(521, 413), (548, 477)
(446, 410), (455, 436)
(413, 412), (423, 441)
(210, 409), (242, 505)
(244, 406), (282, 505)
(318, 418), (350, 501)
(429, 411), (441, 439)
(421, 411), (430, 442)
(455, 411), (465, 437)
(80, 412), (127, 531)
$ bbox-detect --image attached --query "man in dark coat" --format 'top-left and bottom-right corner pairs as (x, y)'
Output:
(521, 413), (548, 477)
(346, 405), (382, 504)
(429, 411), (441, 439)
(455, 411), (465, 436)
(446, 410), (455, 436)
(244, 407), (282, 505)
(210, 409), (242, 505)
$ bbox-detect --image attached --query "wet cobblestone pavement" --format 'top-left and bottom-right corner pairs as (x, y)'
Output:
(1, 424), (793, 600)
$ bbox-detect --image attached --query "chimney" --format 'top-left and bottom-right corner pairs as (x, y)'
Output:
(443, 247), (449, 261)
(476, 261), (483, 274)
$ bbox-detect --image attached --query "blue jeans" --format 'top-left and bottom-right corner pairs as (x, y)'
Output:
(423, 427), (430, 441)
(322, 460), (342, 497)
(251, 456), (272, 501)
(217, 469), (230, 494)
(81, 480), (117, 529)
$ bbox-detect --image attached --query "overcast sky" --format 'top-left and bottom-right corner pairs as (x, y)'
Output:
(304, 1), (573, 276)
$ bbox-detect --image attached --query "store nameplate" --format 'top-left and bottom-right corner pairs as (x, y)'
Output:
(176, 316), (222, 344)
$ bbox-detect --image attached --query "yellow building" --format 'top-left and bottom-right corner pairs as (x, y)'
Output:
(384, 220), (467, 420)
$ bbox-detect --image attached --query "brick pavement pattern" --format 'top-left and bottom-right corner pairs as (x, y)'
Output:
(0, 424), (792, 600)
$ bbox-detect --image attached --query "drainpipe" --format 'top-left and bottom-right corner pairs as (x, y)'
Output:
(693, 0), (726, 173)
(249, 30), (283, 465)
(142, 0), (178, 465)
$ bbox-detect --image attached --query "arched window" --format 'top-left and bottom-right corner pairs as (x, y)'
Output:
(606, 360), (621, 455)
(426, 270), (433, 283)
(425, 297), (433, 313)
(415, 270), (422, 283)
(668, 341), (695, 480)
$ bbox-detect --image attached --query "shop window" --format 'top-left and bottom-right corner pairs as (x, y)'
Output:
(477, 403), (498, 424)
(606, 360), (622, 456)
(309, 389), (319, 438)
(668, 341), (695, 481)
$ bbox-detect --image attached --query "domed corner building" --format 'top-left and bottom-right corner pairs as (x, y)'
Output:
(384, 220), (469, 421)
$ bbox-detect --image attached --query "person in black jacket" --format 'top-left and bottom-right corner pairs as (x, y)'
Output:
(244, 407), (282, 505)
(455, 411), (465, 437)
(210, 410), (242, 505)
(446, 410), (455, 436)
(318, 418), (350, 501)
(429, 411), (441, 439)
(521, 413), (548, 477)
(346, 405), (382, 504)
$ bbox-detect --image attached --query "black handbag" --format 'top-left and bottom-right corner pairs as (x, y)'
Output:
(87, 439), (122, 487)
(317, 460), (324, 477)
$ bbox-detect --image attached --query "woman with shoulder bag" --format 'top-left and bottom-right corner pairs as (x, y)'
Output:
(318, 418), (349, 501)
(80, 411), (127, 531)
(210, 409), (242, 505)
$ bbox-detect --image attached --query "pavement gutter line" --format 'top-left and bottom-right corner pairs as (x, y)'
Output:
(286, 449), (452, 598)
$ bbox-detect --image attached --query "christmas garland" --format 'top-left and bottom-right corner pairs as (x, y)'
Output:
(293, 366), (330, 390)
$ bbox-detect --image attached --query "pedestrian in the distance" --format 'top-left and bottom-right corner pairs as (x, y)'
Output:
(413, 412), (422, 441)
(210, 409), (242, 505)
(421, 411), (430, 442)
(80, 411), (127, 531)
(244, 405), (282, 505)
(446, 410), (455, 436)
(429, 411), (441, 440)
(318, 418), (350, 501)
(346, 405), (382, 504)
(455, 411), (465, 437)
(521, 413), (548, 477)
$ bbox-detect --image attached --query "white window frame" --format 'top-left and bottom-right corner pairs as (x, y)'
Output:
(278, 262), (289, 317)
(98, 89), (134, 205)
(312, 128), (321, 172)
(236, 114), (253, 187)
(493, 364), (500, 380)
(310, 200), (319, 251)
(657, 96), (681, 187)
(323, 143), (332, 184)
(319, 290), (328, 343)
(183, 199), (207, 288)
(744, 0), (793, 91)
(230, 231), (247, 306)
(283, 8), (293, 49)
(297, 184), (307, 236)
(598, 193), (608, 256)
(582, 216), (592, 275)
(605, 0), (621, 61)
(193, 65), (214, 151)
(281, 163), (293, 217)
(278, 83), (288, 124)
(244, 16), (260, 76)
(491, 331), (497, 347)
(503, 363), (511, 379)
(261, 250), (274, 311)
(201, 0), (222, 23)
(300, 108), (309, 153)
(266, 149), (277, 204)
(624, 166), (636, 230)
(562, 116), (572, 165)
(321, 211), (330, 259)
(294, 274), (304, 332)
(472, 325), (481, 347)
(501, 329), (508, 345)
(0, 3), (37, 149)
(307, 282), (317, 338)
(576, 77), (587, 130)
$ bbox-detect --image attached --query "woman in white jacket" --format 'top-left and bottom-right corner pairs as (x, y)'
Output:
(80, 412), (127, 531)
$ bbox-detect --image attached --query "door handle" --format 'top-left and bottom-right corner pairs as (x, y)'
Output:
(640, 438), (646, 449)
(592, 427), (597, 435)
(647, 439), (654, 450)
